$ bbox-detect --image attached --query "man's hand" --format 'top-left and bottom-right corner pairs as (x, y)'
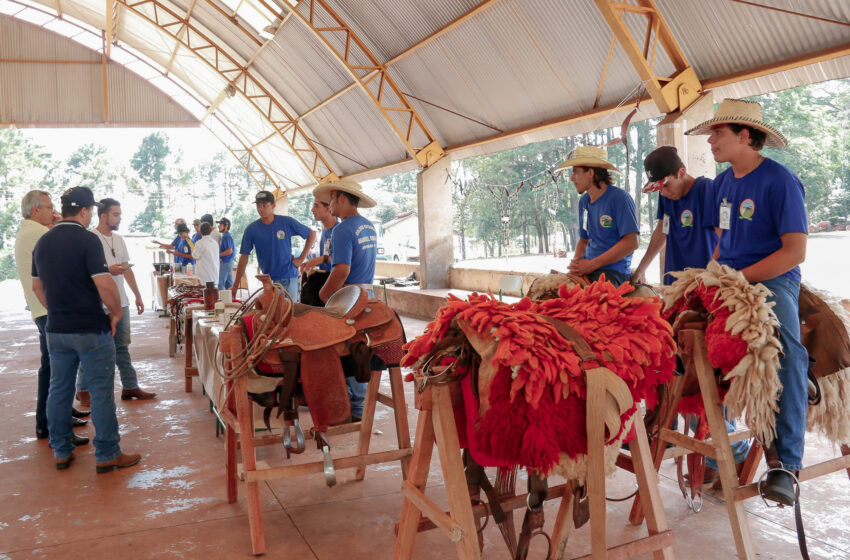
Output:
(630, 268), (647, 285)
(292, 255), (305, 269)
(568, 258), (597, 276)
(135, 297), (144, 315)
(109, 308), (123, 337)
(231, 285), (239, 299)
(300, 256), (323, 273)
(108, 263), (128, 275)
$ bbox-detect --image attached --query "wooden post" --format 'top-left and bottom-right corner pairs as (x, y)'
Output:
(233, 375), (265, 556)
(355, 370), (383, 480)
(389, 366), (412, 479)
(585, 369), (608, 560)
(690, 331), (755, 560)
(394, 408), (436, 559)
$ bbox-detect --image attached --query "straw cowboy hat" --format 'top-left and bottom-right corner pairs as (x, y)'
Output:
(685, 98), (787, 149)
(313, 180), (377, 208)
(556, 146), (621, 174)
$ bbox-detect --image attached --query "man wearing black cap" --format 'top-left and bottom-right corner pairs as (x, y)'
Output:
(217, 217), (235, 290)
(232, 191), (316, 300)
(31, 187), (141, 472)
(632, 146), (719, 286)
(169, 222), (195, 271)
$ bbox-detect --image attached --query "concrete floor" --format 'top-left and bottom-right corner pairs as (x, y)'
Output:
(1, 307), (849, 559)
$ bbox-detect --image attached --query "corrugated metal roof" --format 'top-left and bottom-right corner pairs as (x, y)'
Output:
(4, 0), (850, 189)
(0, 12), (199, 126)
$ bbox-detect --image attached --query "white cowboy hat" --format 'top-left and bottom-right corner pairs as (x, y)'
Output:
(555, 146), (621, 174)
(313, 180), (377, 209)
(685, 98), (787, 149)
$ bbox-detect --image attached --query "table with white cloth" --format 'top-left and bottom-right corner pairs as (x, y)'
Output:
(191, 310), (281, 430)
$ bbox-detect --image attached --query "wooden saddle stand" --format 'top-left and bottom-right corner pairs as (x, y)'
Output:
(629, 324), (850, 560)
(394, 362), (676, 559)
(218, 277), (413, 556)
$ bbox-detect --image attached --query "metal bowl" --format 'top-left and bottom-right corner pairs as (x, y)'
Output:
(153, 262), (171, 274)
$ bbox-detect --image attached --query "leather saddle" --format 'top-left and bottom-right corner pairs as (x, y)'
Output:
(243, 278), (405, 433)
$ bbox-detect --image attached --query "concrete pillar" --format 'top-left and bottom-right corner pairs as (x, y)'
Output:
(274, 191), (289, 215)
(656, 90), (715, 179)
(416, 154), (454, 289)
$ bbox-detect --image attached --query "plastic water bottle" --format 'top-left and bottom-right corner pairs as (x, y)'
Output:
(187, 263), (193, 276)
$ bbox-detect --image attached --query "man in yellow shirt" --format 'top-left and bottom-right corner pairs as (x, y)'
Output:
(15, 190), (89, 445)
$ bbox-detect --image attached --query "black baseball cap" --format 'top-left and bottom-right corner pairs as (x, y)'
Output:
(644, 146), (684, 183)
(176, 223), (190, 234)
(217, 217), (231, 227)
(255, 191), (275, 204)
(61, 186), (102, 209)
(200, 213), (214, 225)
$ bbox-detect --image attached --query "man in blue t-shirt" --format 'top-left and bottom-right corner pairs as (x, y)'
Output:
(557, 146), (639, 286)
(232, 191), (316, 300)
(632, 146), (751, 484)
(170, 223), (195, 269)
(31, 187), (141, 473)
(191, 219), (202, 244)
(687, 98), (808, 506)
(217, 217), (236, 290)
(313, 180), (378, 422)
(632, 146), (719, 286)
(298, 189), (339, 306)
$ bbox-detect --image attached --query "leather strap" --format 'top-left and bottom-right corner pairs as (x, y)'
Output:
(795, 496), (810, 560)
(539, 316), (598, 365)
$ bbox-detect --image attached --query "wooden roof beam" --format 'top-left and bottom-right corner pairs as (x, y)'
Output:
(594, 0), (701, 113)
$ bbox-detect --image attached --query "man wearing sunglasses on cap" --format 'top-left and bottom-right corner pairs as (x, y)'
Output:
(631, 146), (719, 286)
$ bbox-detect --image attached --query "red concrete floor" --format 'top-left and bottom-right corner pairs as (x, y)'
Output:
(1, 307), (848, 559)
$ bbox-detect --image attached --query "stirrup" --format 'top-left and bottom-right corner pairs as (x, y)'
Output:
(282, 418), (306, 458)
(757, 466), (800, 508)
(321, 444), (336, 487)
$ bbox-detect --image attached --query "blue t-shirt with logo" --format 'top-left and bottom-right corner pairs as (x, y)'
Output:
(174, 235), (195, 266)
(192, 232), (202, 244)
(32, 221), (111, 334)
(240, 215), (311, 280)
(330, 215), (377, 285)
(714, 158), (808, 283)
(578, 185), (639, 275)
(318, 223), (337, 272)
(656, 177), (718, 285)
(220, 231), (236, 264)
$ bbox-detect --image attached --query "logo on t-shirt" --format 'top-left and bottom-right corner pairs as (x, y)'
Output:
(739, 199), (755, 221)
(599, 214), (613, 228)
(680, 210), (694, 228)
(276, 230), (286, 240)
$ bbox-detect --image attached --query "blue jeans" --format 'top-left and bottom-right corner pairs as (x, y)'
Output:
(683, 413), (752, 469)
(77, 307), (138, 391)
(275, 277), (300, 302)
(588, 268), (626, 287)
(34, 315), (50, 433)
(47, 331), (121, 462)
(761, 276), (808, 470)
(345, 288), (374, 417)
(219, 262), (234, 290)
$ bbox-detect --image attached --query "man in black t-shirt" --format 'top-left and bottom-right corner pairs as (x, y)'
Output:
(32, 187), (141, 473)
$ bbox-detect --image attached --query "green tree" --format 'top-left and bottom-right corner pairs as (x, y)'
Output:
(130, 132), (171, 234)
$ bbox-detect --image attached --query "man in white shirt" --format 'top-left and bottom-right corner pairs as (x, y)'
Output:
(192, 222), (221, 286)
(78, 198), (156, 403)
(15, 190), (90, 443)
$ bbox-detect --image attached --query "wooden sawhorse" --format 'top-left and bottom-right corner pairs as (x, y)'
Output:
(394, 369), (675, 559)
(653, 328), (850, 559)
(219, 344), (413, 555)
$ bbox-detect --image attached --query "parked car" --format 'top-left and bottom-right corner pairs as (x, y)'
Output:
(390, 238), (419, 262)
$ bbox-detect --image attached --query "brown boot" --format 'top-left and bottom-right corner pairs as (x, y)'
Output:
(121, 388), (157, 400)
(76, 391), (90, 407)
(96, 453), (141, 474)
(56, 453), (75, 470)
(760, 443), (798, 506)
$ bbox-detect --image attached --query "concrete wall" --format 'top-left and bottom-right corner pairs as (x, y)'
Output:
(448, 267), (546, 297)
(375, 261), (419, 278)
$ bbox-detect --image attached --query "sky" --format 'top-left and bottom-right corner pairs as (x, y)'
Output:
(22, 127), (224, 168)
